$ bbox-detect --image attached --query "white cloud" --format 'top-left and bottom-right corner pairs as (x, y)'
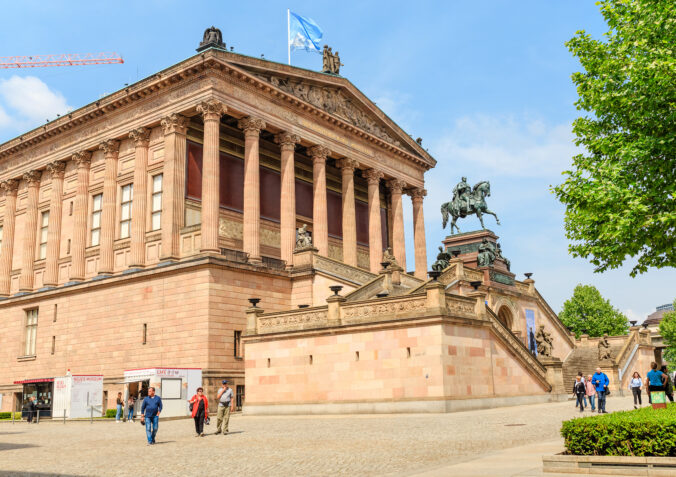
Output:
(0, 75), (71, 129)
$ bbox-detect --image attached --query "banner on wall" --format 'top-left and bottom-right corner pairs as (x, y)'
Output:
(526, 309), (537, 355)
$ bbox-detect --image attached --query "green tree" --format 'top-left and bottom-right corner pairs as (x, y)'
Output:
(559, 284), (629, 338)
(659, 300), (676, 362)
(553, 0), (676, 277)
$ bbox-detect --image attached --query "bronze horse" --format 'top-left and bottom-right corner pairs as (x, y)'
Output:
(441, 181), (500, 234)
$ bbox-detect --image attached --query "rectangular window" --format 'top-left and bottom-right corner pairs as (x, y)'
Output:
(151, 174), (162, 231)
(234, 330), (242, 358)
(142, 323), (147, 345)
(38, 211), (49, 259)
(51, 336), (55, 355)
(91, 194), (102, 246)
(24, 309), (38, 356)
(120, 184), (133, 239)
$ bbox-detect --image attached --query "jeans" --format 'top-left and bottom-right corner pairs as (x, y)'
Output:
(587, 394), (596, 410)
(631, 387), (642, 405)
(127, 407), (134, 421)
(145, 415), (159, 444)
(194, 410), (205, 434)
(597, 390), (607, 412)
(575, 394), (585, 410)
(116, 404), (123, 421)
(582, 395), (588, 407)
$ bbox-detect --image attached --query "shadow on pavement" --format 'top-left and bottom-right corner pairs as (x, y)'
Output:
(0, 472), (83, 477)
(0, 442), (38, 451)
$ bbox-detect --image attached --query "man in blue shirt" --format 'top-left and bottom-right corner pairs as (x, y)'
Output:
(141, 387), (163, 445)
(592, 367), (610, 413)
(646, 362), (666, 404)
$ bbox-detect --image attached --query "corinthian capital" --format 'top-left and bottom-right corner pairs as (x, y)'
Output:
(237, 117), (266, 136)
(274, 132), (301, 149)
(197, 100), (226, 121)
(387, 179), (407, 194)
(160, 113), (188, 135)
(337, 158), (359, 173)
(0, 179), (19, 196)
(363, 168), (384, 185)
(46, 161), (67, 179)
(99, 139), (121, 157)
(22, 170), (42, 187)
(308, 145), (330, 162)
(72, 151), (92, 168)
(129, 127), (150, 147)
(406, 188), (427, 200)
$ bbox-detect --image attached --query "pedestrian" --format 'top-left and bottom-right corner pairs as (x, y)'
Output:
(660, 365), (674, 403)
(573, 376), (586, 412)
(577, 372), (587, 407)
(215, 380), (235, 435)
(127, 395), (135, 422)
(585, 375), (596, 412)
(628, 372), (643, 409)
(591, 367), (610, 414)
(189, 387), (209, 437)
(646, 362), (666, 404)
(116, 392), (123, 423)
(25, 396), (36, 423)
(140, 387), (163, 445)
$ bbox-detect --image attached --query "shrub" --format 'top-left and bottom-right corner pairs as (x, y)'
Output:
(105, 409), (117, 418)
(562, 404), (676, 456)
(0, 412), (21, 420)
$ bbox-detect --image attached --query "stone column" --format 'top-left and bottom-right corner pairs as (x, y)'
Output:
(160, 113), (188, 261)
(197, 100), (226, 253)
(363, 168), (384, 273)
(338, 159), (359, 267)
(408, 188), (428, 280)
(388, 179), (407, 271)
(275, 132), (300, 266)
(308, 145), (330, 257)
(19, 170), (42, 292)
(238, 117), (266, 263)
(70, 151), (92, 282)
(0, 179), (19, 296)
(43, 161), (66, 287)
(128, 128), (150, 268)
(97, 140), (120, 274)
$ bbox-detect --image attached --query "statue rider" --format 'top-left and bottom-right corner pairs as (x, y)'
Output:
(453, 177), (471, 212)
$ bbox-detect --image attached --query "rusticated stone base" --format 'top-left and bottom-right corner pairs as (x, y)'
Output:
(543, 454), (676, 476)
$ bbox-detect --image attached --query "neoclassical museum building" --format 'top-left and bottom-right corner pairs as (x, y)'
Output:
(0, 31), (654, 416)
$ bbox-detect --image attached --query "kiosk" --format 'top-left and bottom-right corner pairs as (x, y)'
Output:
(53, 374), (104, 419)
(123, 368), (202, 418)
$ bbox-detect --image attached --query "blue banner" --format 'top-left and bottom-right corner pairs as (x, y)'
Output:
(289, 11), (324, 53)
(526, 309), (537, 355)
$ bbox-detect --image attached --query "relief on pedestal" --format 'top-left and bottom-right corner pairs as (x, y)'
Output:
(218, 217), (243, 241)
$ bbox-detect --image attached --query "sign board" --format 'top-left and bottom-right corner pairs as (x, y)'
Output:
(53, 375), (103, 418)
(526, 309), (537, 355)
(651, 391), (667, 409)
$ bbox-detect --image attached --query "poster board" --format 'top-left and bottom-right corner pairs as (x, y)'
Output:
(651, 391), (667, 409)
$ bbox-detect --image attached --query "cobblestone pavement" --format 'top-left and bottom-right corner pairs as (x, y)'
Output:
(0, 395), (635, 477)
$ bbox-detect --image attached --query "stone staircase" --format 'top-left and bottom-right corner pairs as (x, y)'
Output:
(561, 343), (624, 392)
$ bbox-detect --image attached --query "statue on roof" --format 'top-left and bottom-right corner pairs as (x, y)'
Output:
(441, 178), (501, 234)
(322, 45), (343, 75)
(431, 246), (452, 272)
(477, 238), (496, 268)
(598, 334), (612, 361)
(295, 224), (313, 250)
(197, 26), (226, 52)
(495, 243), (511, 271)
(535, 325), (553, 357)
(381, 247), (399, 269)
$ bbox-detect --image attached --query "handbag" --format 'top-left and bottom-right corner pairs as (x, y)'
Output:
(189, 402), (194, 412)
(205, 416), (210, 425)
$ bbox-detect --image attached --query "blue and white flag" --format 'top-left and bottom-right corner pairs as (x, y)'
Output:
(288, 11), (323, 54)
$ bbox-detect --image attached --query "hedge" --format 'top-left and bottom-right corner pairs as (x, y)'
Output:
(562, 404), (676, 456)
(0, 412), (21, 420)
(105, 409), (117, 418)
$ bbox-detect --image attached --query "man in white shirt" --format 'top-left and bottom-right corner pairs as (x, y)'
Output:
(215, 380), (235, 435)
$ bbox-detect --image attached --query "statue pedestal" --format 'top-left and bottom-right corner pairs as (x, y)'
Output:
(442, 230), (514, 285)
(538, 356), (566, 394)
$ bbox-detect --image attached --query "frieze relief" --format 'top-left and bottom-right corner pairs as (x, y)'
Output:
(219, 217), (243, 241)
(258, 310), (328, 331)
(341, 298), (426, 324)
(446, 298), (476, 316)
(314, 254), (375, 286)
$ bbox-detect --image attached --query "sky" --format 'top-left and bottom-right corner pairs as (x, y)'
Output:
(0, 1), (673, 321)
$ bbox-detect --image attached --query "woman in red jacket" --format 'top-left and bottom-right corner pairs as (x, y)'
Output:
(188, 387), (208, 437)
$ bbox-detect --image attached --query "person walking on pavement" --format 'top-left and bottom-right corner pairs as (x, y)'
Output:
(585, 374), (597, 412)
(141, 387), (163, 445)
(115, 392), (123, 423)
(215, 380), (235, 435)
(25, 396), (36, 423)
(576, 372), (587, 407)
(592, 367), (610, 413)
(628, 372), (643, 409)
(646, 362), (666, 404)
(189, 387), (209, 437)
(660, 365), (674, 402)
(573, 376), (586, 412)
(127, 396), (135, 422)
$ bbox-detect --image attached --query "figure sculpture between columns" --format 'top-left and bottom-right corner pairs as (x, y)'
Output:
(388, 179), (407, 272)
(408, 188), (427, 280)
(43, 161), (66, 287)
(19, 171), (42, 292)
(129, 128), (151, 268)
(308, 145), (330, 257)
(160, 113), (188, 261)
(238, 117), (266, 263)
(70, 151), (92, 281)
(197, 100), (226, 253)
(275, 132), (300, 266)
(338, 158), (359, 267)
(363, 168), (384, 273)
(0, 179), (19, 295)
(98, 140), (121, 274)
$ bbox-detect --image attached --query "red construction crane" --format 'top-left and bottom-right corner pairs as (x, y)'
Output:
(0, 52), (124, 69)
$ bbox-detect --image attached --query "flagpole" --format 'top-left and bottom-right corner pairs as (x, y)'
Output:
(287, 9), (291, 65)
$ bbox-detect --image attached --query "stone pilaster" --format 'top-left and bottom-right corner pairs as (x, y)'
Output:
(98, 140), (120, 274)
(238, 117), (266, 263)
(19, 170), (42, 292)
(308, 145), (330, 257)
(363, 168), (384, 273)
(43, 161), (66, 286)
(408, 188), (427, 280)
(275, 132), (300, 266)
(128, 128), (150, 268)
(160, 113), (188, 261)
(0, 179), (19, 296)
(388, 179), (407, 272)
(197, 100), (226, 253)
(338, 158), (358, 267)
(70, 151), (92, 282)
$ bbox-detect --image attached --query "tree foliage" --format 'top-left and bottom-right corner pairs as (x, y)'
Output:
(553, 0), (676, 276)
(659, 300), (676, 362)
(559, 284), (629, 337)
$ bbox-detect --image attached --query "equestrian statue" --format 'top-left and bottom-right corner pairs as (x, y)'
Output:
(441, 177), (501, 234)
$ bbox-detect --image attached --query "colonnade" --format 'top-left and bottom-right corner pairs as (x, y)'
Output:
(0, 99), (429, 296)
